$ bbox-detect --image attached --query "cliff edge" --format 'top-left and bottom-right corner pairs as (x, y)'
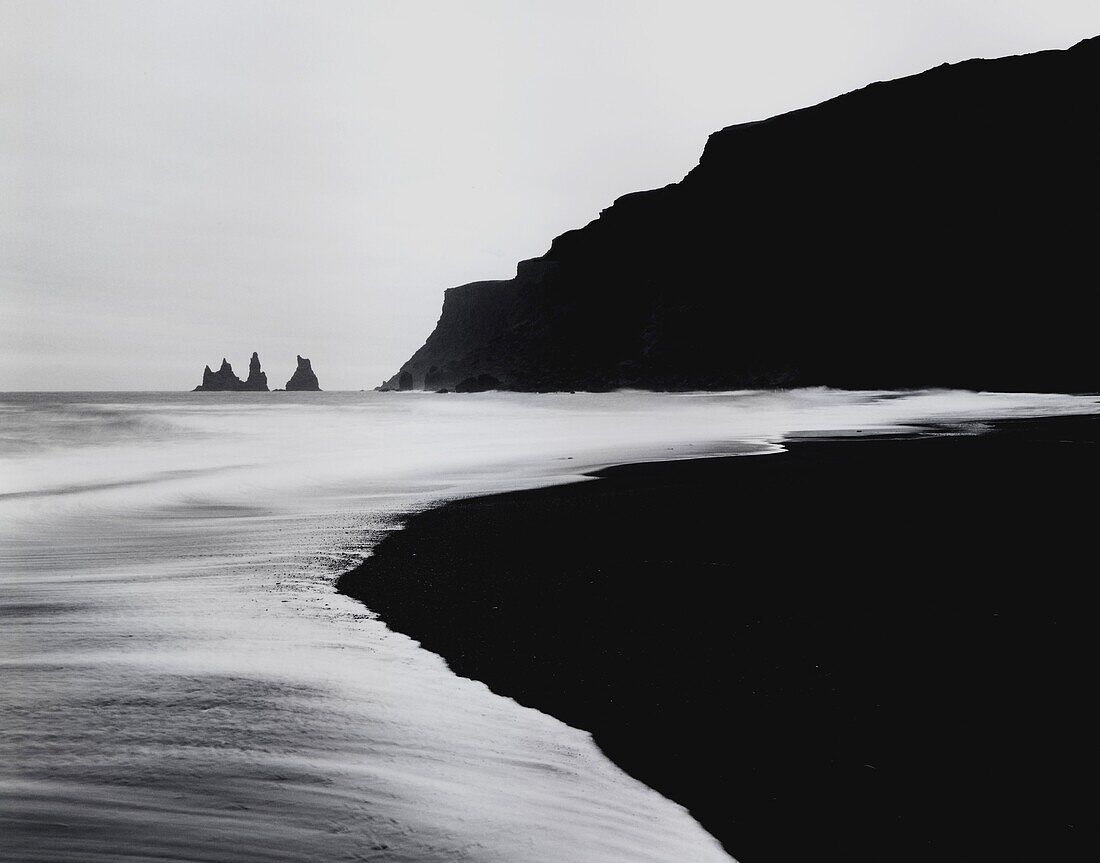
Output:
(386, 36), (1098, 393)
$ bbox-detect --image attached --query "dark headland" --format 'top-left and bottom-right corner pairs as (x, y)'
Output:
(339, 415), (1097, 862)
(346, 36), (1099, 861)
(382, 36), (1098, 394)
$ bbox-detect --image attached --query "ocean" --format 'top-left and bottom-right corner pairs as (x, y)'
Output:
(2, 388), (1096, 862)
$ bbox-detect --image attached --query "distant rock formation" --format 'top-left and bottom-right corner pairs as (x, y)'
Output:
(384, 36), (1099, 393)
(193, 354), (270, 391)
(285, 355), (321, 391)
(244, 352), (268, 391)
(194, 358), (242, 391)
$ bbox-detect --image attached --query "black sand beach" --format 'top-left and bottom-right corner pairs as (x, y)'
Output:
(338, 415), (1097, 862)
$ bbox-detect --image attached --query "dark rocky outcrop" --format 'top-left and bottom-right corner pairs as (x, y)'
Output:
(193, 354), (270, 391)
(387, 36), (1099, 392)
(194, 359), (241, 391)
(455, 373), (501, 393)
(285, 355), (321, 391)
(244, 352), (268, 391)
(423, 365), (447, 390)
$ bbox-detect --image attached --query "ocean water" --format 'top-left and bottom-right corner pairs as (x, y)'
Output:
(2, 388), (1097, 863)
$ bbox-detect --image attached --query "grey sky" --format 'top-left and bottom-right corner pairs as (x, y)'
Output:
(2, 1), (1098, 390)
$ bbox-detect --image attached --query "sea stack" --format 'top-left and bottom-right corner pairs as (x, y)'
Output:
(193, 353), (270, 391)
(244, 352), (269, 391)
(285, 355), (321, 391)
(194, 358), (243, 391)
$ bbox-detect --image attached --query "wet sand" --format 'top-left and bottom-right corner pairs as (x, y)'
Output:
(339, 415), (1097, 862)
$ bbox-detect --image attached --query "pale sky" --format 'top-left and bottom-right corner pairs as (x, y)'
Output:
(2, 1), (1098, 390)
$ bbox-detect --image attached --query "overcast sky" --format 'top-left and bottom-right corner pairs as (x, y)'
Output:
(2, 1), (1098, 390)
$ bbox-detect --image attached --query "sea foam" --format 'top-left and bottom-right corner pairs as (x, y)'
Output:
(2, 389), (1097, 861)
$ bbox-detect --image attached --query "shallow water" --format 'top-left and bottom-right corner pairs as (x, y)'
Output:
(2, 389), (1097, 862)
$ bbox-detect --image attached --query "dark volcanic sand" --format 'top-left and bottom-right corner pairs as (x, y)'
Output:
(338, 416), (1097, 862)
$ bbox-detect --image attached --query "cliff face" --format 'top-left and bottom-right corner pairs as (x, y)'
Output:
(285, 355), (321, 391)
(389, 36), (1099, 393)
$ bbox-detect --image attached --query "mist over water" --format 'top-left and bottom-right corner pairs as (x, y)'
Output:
(2, 389), (1097, 862)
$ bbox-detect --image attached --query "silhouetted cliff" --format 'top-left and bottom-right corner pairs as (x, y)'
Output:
(285, 355), (321, 391)
(388, 36), (1098, 393)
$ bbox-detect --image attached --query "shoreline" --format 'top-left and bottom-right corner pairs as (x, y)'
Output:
(338, 413), (1097, 861)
